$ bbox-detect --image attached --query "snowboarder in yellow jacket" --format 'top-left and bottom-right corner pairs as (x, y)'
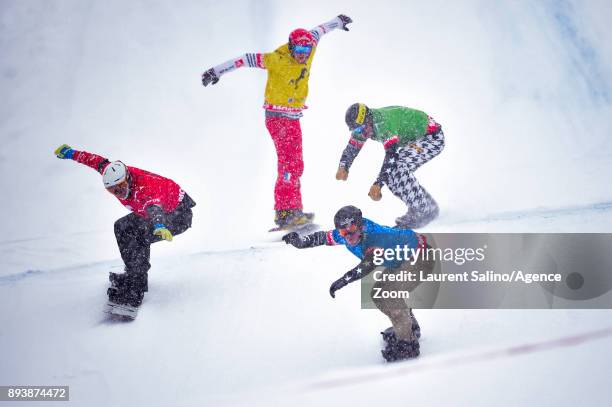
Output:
(201, 15), (352, 229)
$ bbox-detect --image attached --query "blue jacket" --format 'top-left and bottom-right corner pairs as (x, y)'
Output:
(326, 218), (419, 268)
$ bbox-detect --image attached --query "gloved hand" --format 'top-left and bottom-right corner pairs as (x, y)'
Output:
(337, 15), (353, 31)
(369, 184), (382, 201)
(282, 232), (302, 247)
(202, 68), (219, 87)
(329, 277), (349, 298)
(336, 167), (348, 181)
(54, 144), (75, 159)
(153, 224), (173, 241)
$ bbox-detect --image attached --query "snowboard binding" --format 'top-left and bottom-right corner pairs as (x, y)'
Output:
(381, 337), (420, 362)
(380, 312), (421, 361)
(105, 271), (148, 320)
(270, 209), (315, 232)
(395, 204), (439, 229)
(381, 317), (421, 343)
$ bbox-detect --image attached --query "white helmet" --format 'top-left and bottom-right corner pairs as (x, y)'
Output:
(102, 161), (129, 187)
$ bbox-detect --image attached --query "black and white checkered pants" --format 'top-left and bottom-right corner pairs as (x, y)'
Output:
(386, 130), (445, 223)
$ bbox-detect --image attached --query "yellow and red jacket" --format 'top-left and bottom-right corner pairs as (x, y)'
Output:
(208, 16), (347, 114)
(262, 43), (316, 110)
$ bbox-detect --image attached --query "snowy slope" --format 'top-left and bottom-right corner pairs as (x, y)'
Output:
(1, 233), (611, 406)
(2, 0), (612, 406)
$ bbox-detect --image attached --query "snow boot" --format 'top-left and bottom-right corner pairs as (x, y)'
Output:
(109, 272), (125, 289)
(395, 204), (439, 229)
(381, 338), (420, 362)
(381, 310), (421, 361)
(274, 209), (314, 228)
(381, 318), (421, 343)
(381, 310), (421, 343)
(124, 272), (147, 307)
(107, 271), (147, 307)
(107, 272), (126, 304)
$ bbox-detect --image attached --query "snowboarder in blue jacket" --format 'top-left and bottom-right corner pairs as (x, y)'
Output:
(283, 205), (436, 361)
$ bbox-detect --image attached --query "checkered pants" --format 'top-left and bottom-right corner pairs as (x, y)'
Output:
(386, 130), (445, 221)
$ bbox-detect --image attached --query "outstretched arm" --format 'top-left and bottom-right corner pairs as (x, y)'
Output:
(202, 53), (265, 86)
(329, 252), (377, 298)
(54, 144), (110, 174)
(283, 229), (346, 248)
(283, 230), (327, 248)
(309, 14), (352, 43)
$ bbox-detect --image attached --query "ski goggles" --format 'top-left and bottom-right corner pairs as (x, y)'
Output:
(292, 45), (312, 54)
(339, 223), (360, 237)
(351, 124), (366, 136)
(106, 179), (130, 199)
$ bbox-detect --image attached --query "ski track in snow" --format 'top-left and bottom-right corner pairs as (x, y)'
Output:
(2, 201), (612, 283)
(444, 201), (612, 225)
(304, 325), (612, 390)
(1, 222), (612, 406)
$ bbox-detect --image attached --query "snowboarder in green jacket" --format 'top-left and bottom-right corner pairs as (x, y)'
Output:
(337, 104), (445, 228)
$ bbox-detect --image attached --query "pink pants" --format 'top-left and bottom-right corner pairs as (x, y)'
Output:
(265, 116), (304, 210)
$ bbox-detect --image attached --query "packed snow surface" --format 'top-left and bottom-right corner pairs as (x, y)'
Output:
(2, 1), (612, 406)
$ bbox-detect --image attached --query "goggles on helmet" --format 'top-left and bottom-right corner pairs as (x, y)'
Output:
(292, 45), (312, 54)
(107, 179), (130, 199)
(339, 223), (360, 237)
(351, 124), (366, 136)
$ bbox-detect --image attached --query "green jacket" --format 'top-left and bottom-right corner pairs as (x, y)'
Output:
(370, 106), (430, 146)
(338, 105), (439, 186)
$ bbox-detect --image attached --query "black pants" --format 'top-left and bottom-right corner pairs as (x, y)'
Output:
(114, 194), (195, 275)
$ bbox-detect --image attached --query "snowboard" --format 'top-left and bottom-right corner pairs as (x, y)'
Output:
(268, 222), (321, 234)
(104, 301), (139, 321)
(104, 270), (139, 321)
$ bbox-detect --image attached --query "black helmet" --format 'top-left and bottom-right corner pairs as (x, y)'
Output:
(345, 103), (370, 130)
(334, 205), (363, 229)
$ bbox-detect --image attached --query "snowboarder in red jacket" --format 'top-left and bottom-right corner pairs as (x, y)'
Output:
(54, 144), (196, 309)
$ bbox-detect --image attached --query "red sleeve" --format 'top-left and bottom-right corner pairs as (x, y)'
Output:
(383, 135), (400, 149)
(72, 151), (111, 174)
(326, 230), (341, 246)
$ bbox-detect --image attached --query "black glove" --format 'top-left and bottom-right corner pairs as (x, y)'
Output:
(202, 68), (219, 87)
(283, 231), (328, 249)
(337, 15), (353, 31)
(329, 277), (349, 298)
(282, 232), (302, 247)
